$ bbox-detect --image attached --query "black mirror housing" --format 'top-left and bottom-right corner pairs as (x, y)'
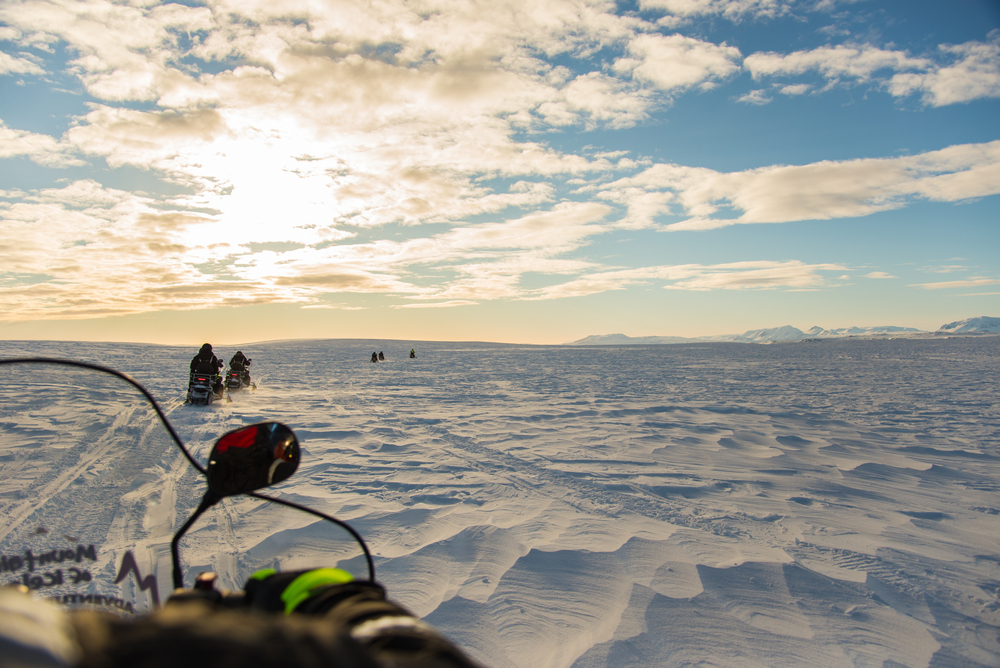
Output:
(207, 422), (300, 497)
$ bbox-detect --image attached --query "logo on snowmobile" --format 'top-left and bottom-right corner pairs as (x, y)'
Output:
(114, 550), (160, 607)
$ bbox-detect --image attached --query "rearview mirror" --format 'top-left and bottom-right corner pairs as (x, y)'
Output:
(207, 422), (300, 497)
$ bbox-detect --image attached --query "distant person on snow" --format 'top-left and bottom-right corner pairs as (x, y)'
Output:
(378, 351), (385, 361)
(230, 350), (252, 385)
(410, 349), (415, 358)
(190, 343), (224, 396)
(371, 351), (378, 363)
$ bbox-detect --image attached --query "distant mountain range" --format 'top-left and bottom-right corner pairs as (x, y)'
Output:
(569, 316), (1000, 346)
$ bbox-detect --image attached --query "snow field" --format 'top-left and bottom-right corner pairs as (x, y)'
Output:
(1, 337), (998, 667)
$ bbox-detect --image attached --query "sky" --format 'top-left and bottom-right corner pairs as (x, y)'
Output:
(1, 0), (999, 346)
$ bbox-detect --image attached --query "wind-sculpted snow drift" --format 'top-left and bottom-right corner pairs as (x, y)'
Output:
(0, 337), (997, 667)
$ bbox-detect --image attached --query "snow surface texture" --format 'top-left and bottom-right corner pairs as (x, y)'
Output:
(1, 337), (999, 668)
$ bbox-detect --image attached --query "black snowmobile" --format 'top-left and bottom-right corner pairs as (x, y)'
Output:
(225, 360), (254, 391)
(186, 371), (222, 405)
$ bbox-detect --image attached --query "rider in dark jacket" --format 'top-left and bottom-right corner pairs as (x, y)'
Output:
(229, 350), (252, 385)
(191, 343), (223, 374)
(190, 343), (224, 396)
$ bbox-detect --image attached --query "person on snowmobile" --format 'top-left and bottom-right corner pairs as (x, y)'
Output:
(190, 343), (224, 396)
(410, 349), (415, 358)
(230, 350), (252, 385)
(371, 351), (378, 363)
(378, 351), (384, 361)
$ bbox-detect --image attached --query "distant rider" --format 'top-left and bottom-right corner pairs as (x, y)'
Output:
(230, 350), (252, 385)
(410, 349), (415, 358)
(378, 351), (385, 361)
(190, 343), (224, 396)
(371, 351), (378, 363)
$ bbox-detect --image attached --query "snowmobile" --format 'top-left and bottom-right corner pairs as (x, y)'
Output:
(0, 357), (483, 668)
(186, 371), (221, 404)
(225, 360), (253, 391)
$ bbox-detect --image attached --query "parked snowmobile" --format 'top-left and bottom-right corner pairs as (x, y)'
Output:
(0, 358), (484, 668)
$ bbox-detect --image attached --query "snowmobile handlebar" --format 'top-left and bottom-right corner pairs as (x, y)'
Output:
(171, 422), (377, 589)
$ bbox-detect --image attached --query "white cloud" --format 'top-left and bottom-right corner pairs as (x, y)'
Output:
(745, 39), (1000, 107)
(910, 278), (1000, 290)
(0, 0), (216, 102)
(0, 180), (250, 319)
(922, 264), (968, 274)
(639, 0), (789, 20)
(864, 271), (896, 279)
(252, 202), (612, 303)
(736, 89), (771, 105)
(395, 300), (479, 309)
(0, 0), (663, 322)
(888, 41), (1000, 106)
(10, 1), (651, 247)
(0, 0), (995, 323)
(615, 33), (742, 92)
(745, 43), (931, 83)
(778, 83), (810, 95)
(530, 260), (847, 299)
(0, 49), (45, 75)
(0, 0), (645, 132)
(0, 122), (86, 167)
(560, 72), (655, 129)
(598, 141), (1000, 230)
(659, 260), (847, 290)
(435, 201), (612, 252)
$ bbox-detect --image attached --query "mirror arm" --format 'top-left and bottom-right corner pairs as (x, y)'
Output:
(170, 492), (222, 590)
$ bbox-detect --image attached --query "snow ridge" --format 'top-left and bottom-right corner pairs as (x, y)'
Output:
(938, 315), (1000, 333)
(570, 316), (998, 345)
